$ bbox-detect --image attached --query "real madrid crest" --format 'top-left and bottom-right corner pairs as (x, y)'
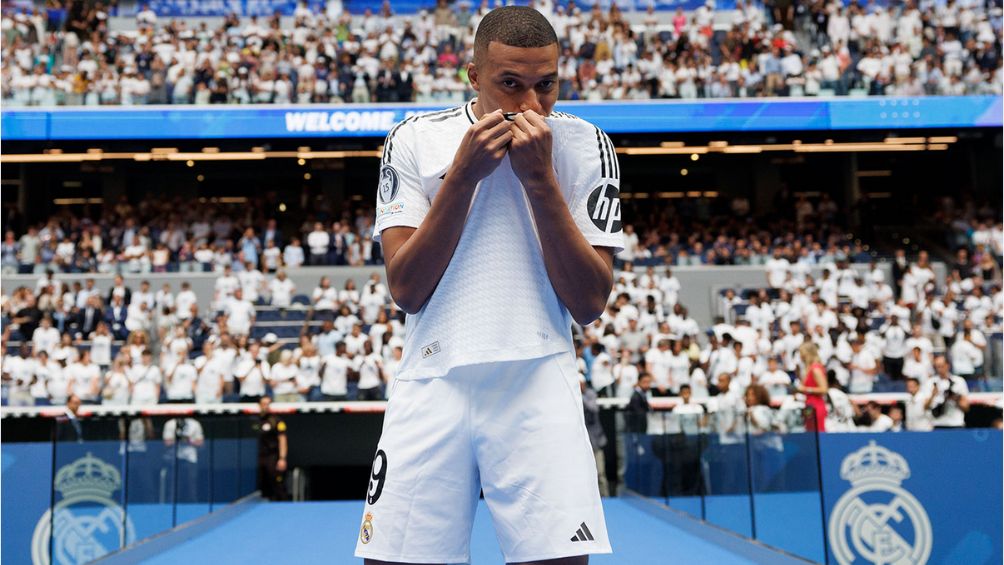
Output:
(828, 441), (932, 565)
(31, 452), (136, 565)
(378, 166), (400, 204)
(360, 512), (374, 544)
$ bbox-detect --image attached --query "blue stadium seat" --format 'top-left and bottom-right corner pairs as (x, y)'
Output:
(292, 295), (311, 306)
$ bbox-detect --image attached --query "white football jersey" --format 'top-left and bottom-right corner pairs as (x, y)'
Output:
(375, 100), (625, 380)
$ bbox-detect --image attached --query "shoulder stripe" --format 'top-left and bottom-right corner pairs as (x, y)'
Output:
(427, 109), (463, 122)
(415, 106), (462, 120)
(603, 132), (619, 180)
(594, 127), (608, 179)
(464, 101), (476, 124)
(382, 115), (419, 165)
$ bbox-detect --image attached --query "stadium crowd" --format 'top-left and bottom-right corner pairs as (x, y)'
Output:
(10, 191), (995, 274)
(3, 240), (1001, 431)
(3, 0), (1002, 106)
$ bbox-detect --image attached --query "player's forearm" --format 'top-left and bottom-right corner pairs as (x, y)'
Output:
(524, 177), (612, 325)
(386, 175), (478, 314)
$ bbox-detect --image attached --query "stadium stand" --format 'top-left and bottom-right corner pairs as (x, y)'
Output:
(2, 0), (1001, 106)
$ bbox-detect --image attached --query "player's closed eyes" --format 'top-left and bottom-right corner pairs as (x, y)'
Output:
(500, 79), (556, 91)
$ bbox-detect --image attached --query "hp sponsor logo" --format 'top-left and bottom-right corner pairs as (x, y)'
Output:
(586, 185), (622, 234)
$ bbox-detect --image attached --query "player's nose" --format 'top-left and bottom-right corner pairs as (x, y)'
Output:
(518, 94), (543, 116)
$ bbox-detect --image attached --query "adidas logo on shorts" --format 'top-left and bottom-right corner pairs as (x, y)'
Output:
(570, 522), (595, 542)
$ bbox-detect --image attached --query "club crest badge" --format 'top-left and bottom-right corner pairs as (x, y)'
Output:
(31, 452), (136, 565)
(360, 512), (374, 544)
(828, 441), (932, 565)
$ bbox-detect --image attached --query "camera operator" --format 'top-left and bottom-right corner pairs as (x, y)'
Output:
(924, 355), (970, 429)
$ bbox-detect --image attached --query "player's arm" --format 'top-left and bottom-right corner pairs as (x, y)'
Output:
(510, 111), (618, 325)
(380, 111), (513, 313)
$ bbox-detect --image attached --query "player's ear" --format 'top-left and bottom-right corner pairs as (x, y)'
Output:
(467, 62), (480, 93)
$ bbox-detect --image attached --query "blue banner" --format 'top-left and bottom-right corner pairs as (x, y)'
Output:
(3, 97), (999, 142)
(819, 431), (1003, 565)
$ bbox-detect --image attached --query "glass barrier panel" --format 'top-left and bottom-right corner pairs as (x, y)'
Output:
(620, 409), (665, 499)
(702, 403), (754, 537)
(207, 418), (241, 510)
(663, 410), (704, 520)
(163, 417), (212, 525)
(238, 417), (259, 498)
(123, 416), (175, 540)
(50, 417), (128, 564)
(749, 406), (827, 563)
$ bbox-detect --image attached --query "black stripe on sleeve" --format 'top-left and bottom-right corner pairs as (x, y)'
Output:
(594, 127), (608, 179)
(428, 109), (463, 122)
(603, 132), (619, 180)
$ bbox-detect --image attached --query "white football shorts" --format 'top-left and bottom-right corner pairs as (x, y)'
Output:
(354, 351), (611, 564)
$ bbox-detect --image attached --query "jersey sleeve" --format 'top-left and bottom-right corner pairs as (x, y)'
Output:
(567, 124), (625, 253)
(374, 120), (429, 243)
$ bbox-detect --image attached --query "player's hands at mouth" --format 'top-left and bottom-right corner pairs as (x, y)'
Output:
(508, 107), (556, 191)
(449, 109), (513, 184)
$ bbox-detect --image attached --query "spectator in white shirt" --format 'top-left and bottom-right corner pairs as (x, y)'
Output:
(848, 337), (879, 393)
(925, 355), (970, 428)
(904, 377), (933, 431)
(269, 270), (296, 308)
(225, 288), (256, 337)
(165, 359), (198, 403)
(901, 346), (933, 383)
(863, 401), (894, 431)
(306, 222), (330, 265)
(320, 342), (354, 400)
(283, 237), (305, 268)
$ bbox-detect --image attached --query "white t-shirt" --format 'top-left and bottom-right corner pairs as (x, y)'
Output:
(127, 364), (162, 405)
(103, 370), (131, 405)
(32, 327), (60, 355)
(235, 356), (269, 398)
(269, 363), (299, 396)
(926, 375), (969, 427)
(765, 257), (790, 288)
(590, 352), (614, 390)
(356, 353), (384, 390)
(849, 350), (877, 393)
(375, 101), (625, 380)
(644, 348), (673, 391)
(90, 334), (113, 366)
(176, 290), (198, 319)
(321, 354), (352, 396)
(163, 418), (204, 464)
(270, 278), (296, 308)
(194, 355), (226, 403)
(166, 363), (198, 400)
(226, 298), (256, 335)
(905, 391), (933, 431)
(613, 362), (639, 399)
(67, 362), (101, 401)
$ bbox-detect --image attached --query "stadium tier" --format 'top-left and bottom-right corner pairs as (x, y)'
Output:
(2, 0), (1002, 107)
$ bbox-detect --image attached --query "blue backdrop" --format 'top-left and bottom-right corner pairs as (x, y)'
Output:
(3, 97), (1001, 142)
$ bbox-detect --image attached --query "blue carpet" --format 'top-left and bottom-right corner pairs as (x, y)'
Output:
(138, 499), (794, 564)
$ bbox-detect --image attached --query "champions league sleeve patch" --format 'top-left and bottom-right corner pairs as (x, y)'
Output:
(378, 165), (401, 204)
(586, 184), (622, 234)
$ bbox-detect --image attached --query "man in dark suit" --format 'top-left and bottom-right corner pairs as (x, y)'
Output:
(262, 219), (283, 249)
(72, 295), (104, 337)
(56, 395), (84, 442)
(106, 274), (132, 306)
(627, 372), (652, 434)
(105, 295), (129, 339)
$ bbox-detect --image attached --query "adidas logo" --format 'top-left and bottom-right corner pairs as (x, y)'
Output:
(570, 522), (595, 542)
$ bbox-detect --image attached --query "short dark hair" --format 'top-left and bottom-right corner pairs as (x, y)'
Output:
(473, 6), (558, 65)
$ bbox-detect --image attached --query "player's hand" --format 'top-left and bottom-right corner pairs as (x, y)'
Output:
(508, 109), (555, 189)
(448, 109), (513, 184)
(277, 458), (287, 472)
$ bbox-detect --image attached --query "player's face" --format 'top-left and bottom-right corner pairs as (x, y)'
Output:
(469, 41), (559, 118)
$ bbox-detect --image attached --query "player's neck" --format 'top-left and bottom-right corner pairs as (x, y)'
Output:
(471, 97), (483, 120)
